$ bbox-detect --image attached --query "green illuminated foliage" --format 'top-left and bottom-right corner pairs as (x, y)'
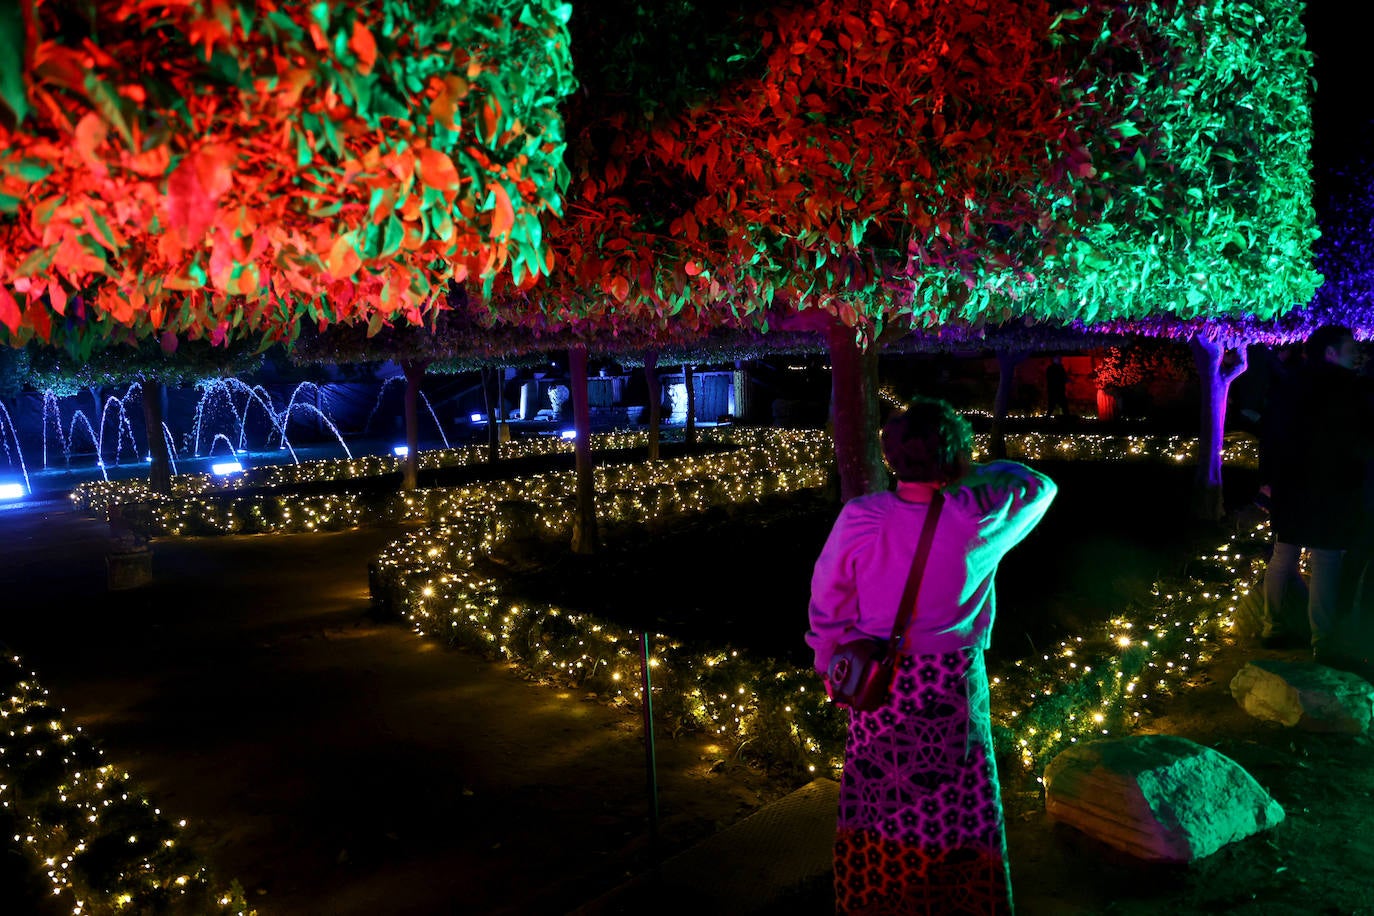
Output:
(1029, 0), (1322, 328)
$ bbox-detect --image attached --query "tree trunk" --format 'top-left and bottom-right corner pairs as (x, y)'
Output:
(481, 366), (500, 464)
(142, 379), (172, 494)
(826, 320), (888, 502)
(684, 363), (697, 448)
(990, 350), (1025, 460)
(401, 359), (427, 490)
(570, 345), (599, 555)
(645, 350), (661, 461)
(495, 366), (509, 448)
(1188, 337), (1247, 522)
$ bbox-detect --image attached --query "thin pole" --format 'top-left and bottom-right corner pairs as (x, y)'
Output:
(639, 630), (660, 852)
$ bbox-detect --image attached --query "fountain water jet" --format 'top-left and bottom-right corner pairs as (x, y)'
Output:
(0, 402), (32, 494)
(365, 375), (450, 449)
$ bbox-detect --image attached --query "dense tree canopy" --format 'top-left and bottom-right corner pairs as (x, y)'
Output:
(0, 0), (576, 353)
(1038, 0), (1321, 331)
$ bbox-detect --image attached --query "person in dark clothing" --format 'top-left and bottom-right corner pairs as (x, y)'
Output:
(1045, 356), (1070, 417)
(1260, 325), (1371, 661)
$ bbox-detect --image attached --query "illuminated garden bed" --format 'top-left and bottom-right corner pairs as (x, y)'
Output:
(368, 429), (1266, 778)
(67, 429), (1259, 539)
(0, 652), (253, 915)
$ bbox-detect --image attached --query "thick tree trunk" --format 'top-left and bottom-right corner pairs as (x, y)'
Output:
(826, 320), (888, 502)
(142, 379), (171, 494)
(684, 363), (697, 448)
(570, 346), (599, 555)
(401, 359), (427, 490)
(645, 350), (661, 461)
(990, 350), (1025, 460)
(1188, 337), (1247, 522)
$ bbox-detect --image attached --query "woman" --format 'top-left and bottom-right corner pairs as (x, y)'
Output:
(806, 396), (1056, 915)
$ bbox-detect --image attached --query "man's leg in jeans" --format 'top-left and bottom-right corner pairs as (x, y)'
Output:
(1262, 541), (1306, 640)
(1308, 547), (1346, 657)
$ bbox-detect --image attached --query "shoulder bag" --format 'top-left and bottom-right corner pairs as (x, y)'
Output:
(825, 490), (944, 712)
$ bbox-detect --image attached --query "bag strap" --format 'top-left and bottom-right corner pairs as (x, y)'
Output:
(883, 489), (945, 659)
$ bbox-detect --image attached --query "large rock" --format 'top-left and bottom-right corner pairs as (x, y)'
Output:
(1229, 659), (1374, 734)
(1044, 735), (1283, 863)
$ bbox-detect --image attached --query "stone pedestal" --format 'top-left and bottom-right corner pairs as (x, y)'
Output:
(519, 381), (538, 420)
(107, 547), (152, 590)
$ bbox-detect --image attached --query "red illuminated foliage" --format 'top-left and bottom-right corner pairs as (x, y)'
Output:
(0, 0), (575, 353)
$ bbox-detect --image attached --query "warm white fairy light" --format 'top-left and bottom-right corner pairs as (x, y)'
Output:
(0, 660), (254, 914)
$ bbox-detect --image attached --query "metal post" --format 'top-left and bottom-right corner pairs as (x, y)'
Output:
(639, 630), (660, 851)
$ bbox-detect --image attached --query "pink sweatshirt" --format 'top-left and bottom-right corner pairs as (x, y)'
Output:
(806, 460), (1057, 673)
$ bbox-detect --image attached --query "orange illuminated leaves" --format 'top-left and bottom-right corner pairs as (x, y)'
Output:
(74, 114), (109, 174)
(349, 21), (377, 75)
(327, 233), (362, 278)
(489, 183), (514, 238)
(429, 75), (469, 131)
(417, 147), (461, 192)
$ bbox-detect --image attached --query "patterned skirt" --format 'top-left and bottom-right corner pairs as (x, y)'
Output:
(834, 648), (1012, 915)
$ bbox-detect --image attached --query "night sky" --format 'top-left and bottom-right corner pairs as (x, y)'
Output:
(1304, 4), (1370, 184)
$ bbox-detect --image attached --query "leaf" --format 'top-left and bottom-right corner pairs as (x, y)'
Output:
(379, 215), (405, 258)
(82, 72), (134, 149)
(430, 75), (467, 131)
(489, 183), (514, 237)
(166, 158), (217, 242)
(0, 3), (29, 124)
(74, 113), (109, 172)
(0, 283), (20, 333)
(327, 233), (362, 277)
(194, 145), (235, 200)
(349, 20), (377, 75)
(418, 147), (460, 191)
(481, 97), (501, 141)
(24, 298), (51, 340)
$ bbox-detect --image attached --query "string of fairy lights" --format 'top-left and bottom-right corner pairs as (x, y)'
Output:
(68, 428), (1259, 537)
(20, 426), (1270, 912)
(366, 427), (1268, 778)
(0, 654), (252, 915)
